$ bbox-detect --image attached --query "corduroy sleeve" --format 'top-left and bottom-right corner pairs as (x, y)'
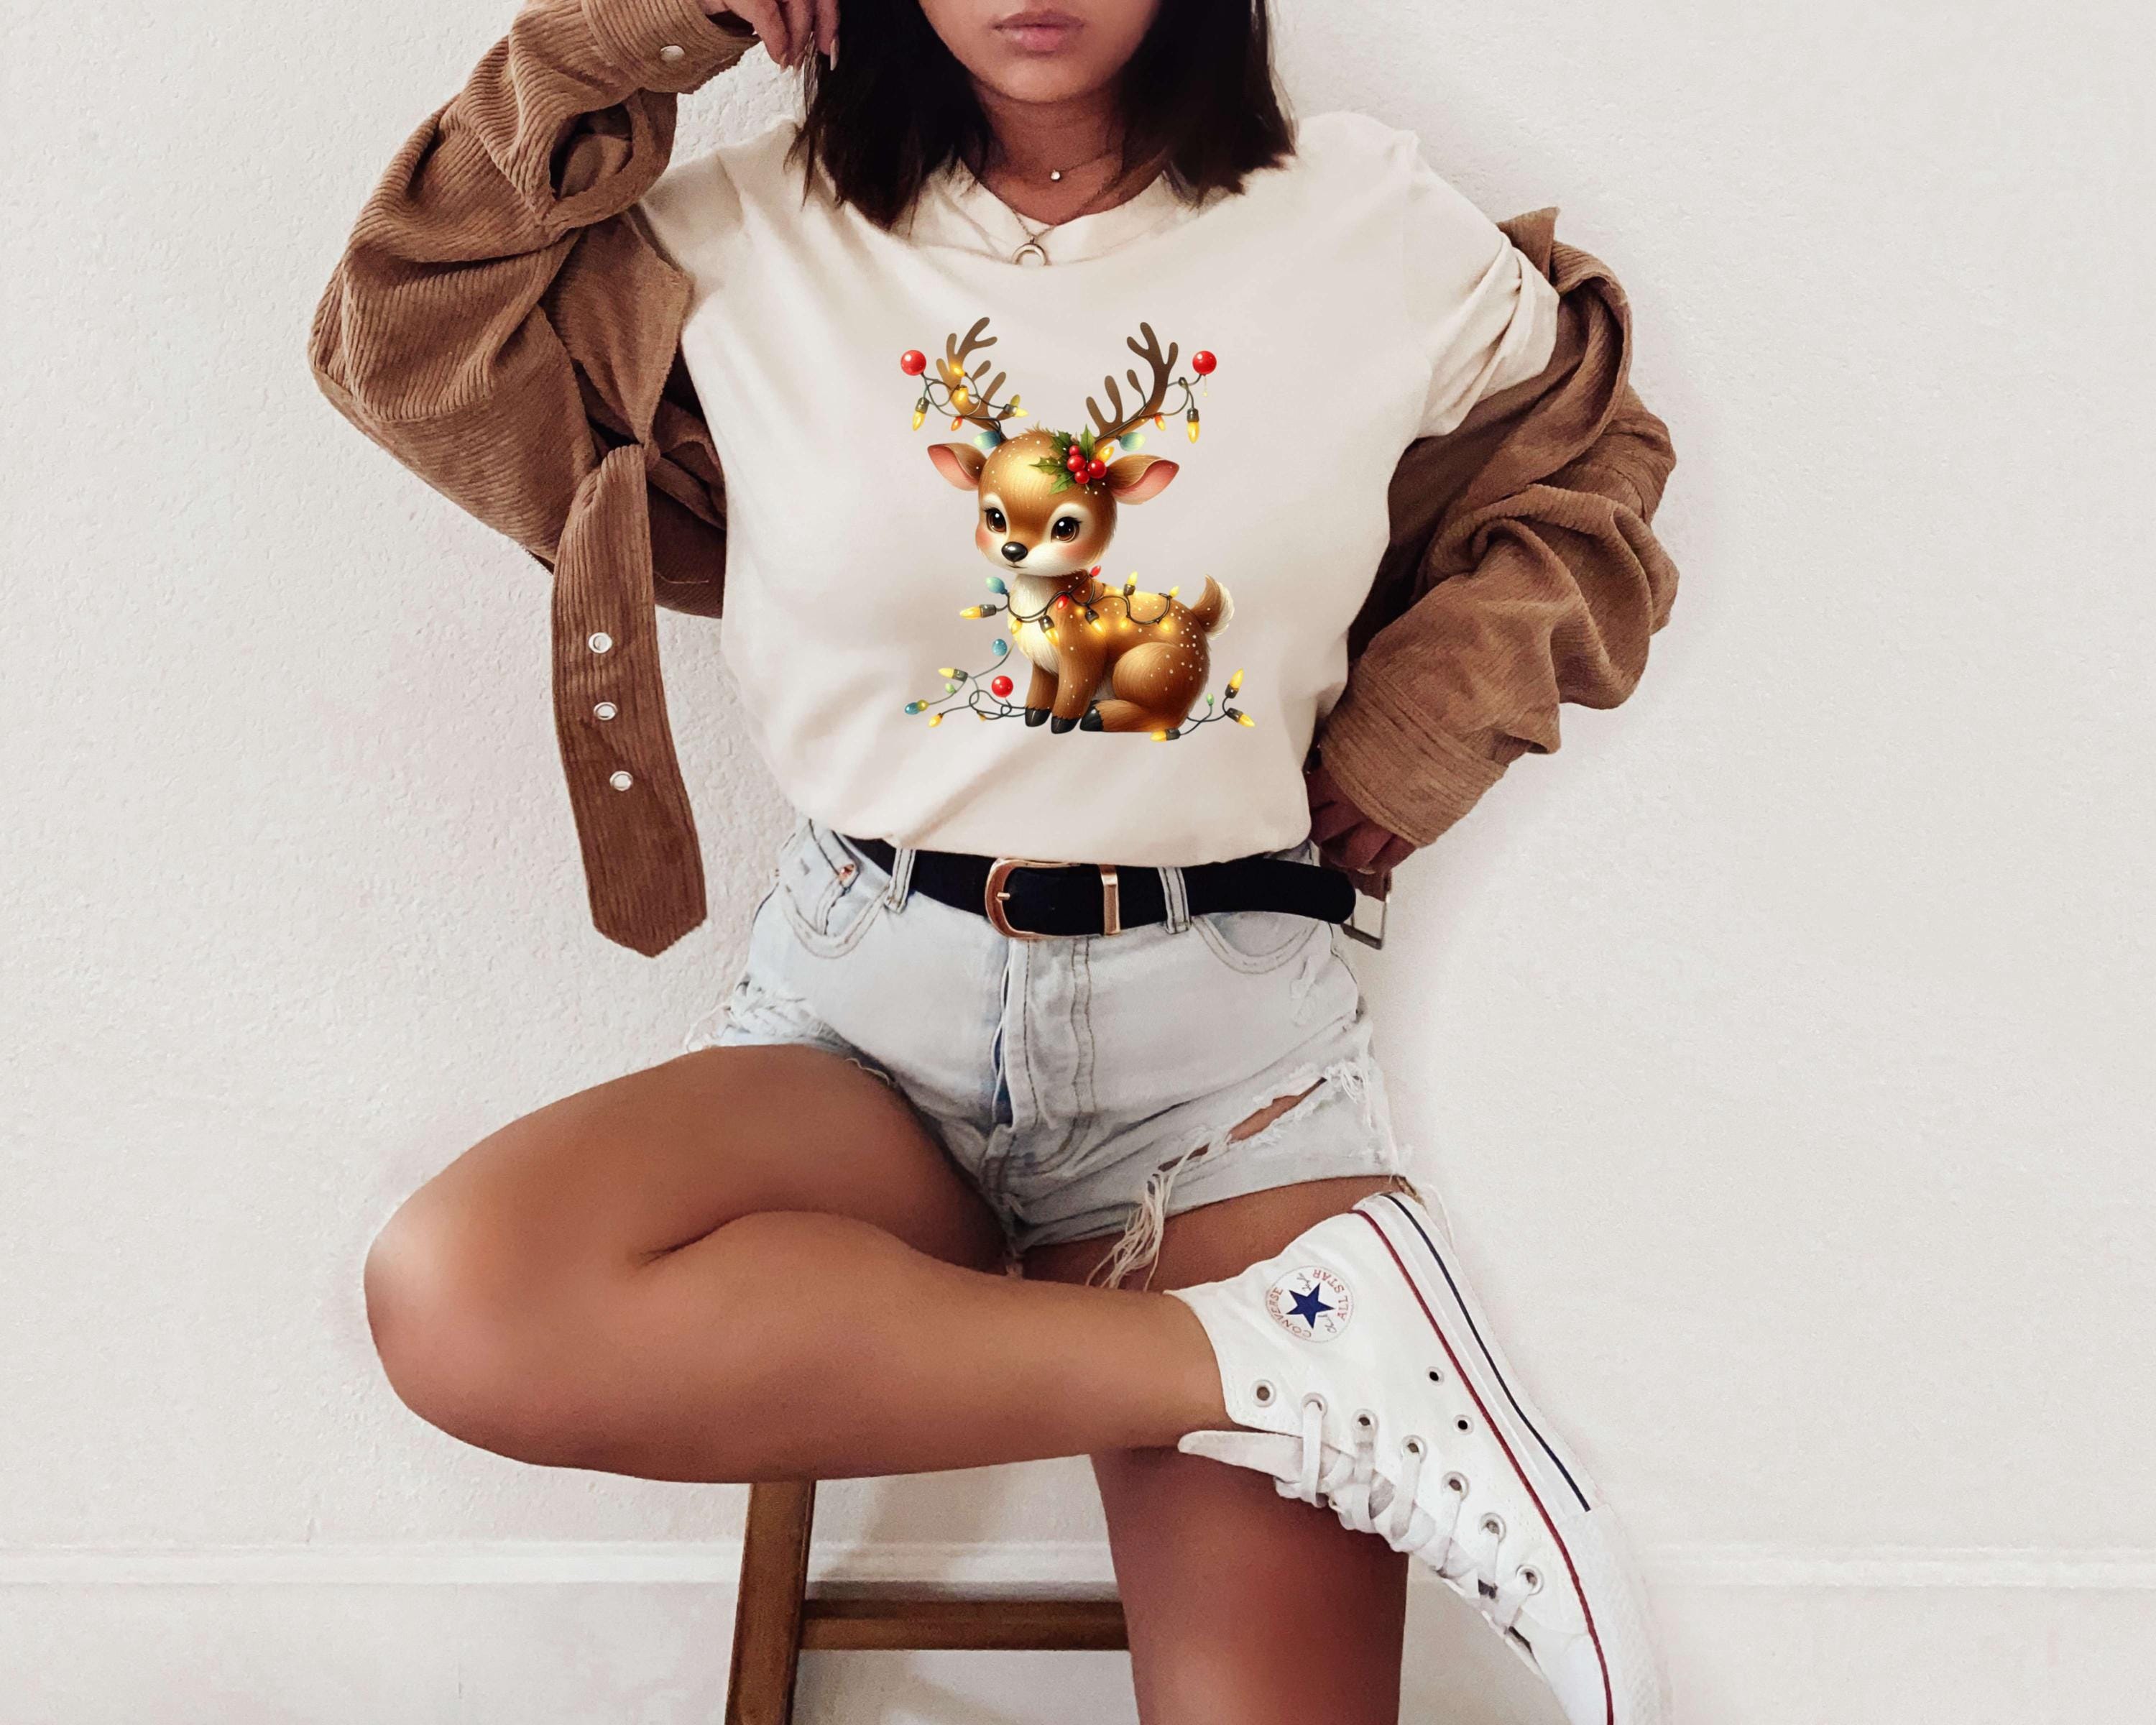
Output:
(304, 0), (760, 617)
(1316, 221), (1681, 849)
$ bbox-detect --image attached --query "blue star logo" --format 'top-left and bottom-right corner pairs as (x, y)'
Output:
(1287, 1283), (1334, 1328)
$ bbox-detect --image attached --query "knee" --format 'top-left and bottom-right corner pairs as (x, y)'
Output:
(361, 1187), (604, 1465)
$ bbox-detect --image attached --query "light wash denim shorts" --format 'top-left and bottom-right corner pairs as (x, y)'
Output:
(681, 815), (1412, 1280)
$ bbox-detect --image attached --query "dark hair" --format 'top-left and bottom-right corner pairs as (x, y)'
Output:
(783, 1), (1296, 232)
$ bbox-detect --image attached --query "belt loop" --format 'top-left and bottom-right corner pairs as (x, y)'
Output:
(883, 842), (918, 912)
(1159, 863), (1192, 933)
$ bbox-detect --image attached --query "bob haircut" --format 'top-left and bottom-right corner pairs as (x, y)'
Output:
(783, 1), (1298, 233)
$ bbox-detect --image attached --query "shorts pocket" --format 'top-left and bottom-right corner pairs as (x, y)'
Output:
(1192, 907), (1327, 975)
(774, 819), (886, 958)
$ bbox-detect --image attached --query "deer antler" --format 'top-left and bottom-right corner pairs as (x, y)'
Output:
(1087, 321), (1179, 446)
(937, 316), (1017, 431)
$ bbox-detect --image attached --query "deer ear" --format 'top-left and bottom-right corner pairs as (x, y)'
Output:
(927, 443), (987, 490)
(1105, 454), (1178, 505)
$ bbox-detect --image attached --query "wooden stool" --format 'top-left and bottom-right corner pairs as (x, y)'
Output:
(724, 1479), (1128, 1725)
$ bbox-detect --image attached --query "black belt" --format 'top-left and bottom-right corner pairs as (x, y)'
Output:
(839, 834), (1387, 947)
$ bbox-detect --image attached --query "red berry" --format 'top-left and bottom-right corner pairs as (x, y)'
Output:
(899, 349), (926, 376)
(1085, 457), (1106, 479)
(990, 674), (1013, 698)
(1192, 350), (1217, 374)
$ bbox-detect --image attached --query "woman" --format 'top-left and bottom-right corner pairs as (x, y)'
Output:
(308, 2), (1680, 1720)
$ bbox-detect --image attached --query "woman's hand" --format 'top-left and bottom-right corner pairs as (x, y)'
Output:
(701, 0), (838, 69)
(1306, 760), (1416, 898)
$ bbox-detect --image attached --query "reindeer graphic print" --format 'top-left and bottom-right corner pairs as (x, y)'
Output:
(898, 317), (1250, 741)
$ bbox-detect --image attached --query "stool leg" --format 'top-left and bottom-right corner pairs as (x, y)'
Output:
(724, 1481), (817, 1725)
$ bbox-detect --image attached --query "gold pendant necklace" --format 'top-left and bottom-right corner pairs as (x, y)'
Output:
(983, 142), (1121, 267)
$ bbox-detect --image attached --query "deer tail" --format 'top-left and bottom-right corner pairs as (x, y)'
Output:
(1188, 576), (1233, 635)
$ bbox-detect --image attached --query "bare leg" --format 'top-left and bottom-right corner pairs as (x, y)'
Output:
(1026, 1157), (1419, 1725)
(362, 1044), (1227, 1482)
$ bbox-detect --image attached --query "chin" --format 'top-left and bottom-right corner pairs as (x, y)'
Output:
(975, 58), (1108, 104)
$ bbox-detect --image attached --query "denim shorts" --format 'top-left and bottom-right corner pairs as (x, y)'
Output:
(679, 816), (1413, 1281)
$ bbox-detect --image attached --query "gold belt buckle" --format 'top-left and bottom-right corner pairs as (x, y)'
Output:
(984, 857), (1122, 939)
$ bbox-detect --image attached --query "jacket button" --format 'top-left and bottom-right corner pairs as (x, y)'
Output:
(588, 630), (613, 653)
(658, 44), (686, 63)
(609, 770), (634, 791)
(594, 702), (618, 721)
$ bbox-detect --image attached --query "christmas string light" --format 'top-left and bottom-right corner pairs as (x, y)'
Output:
(1146, 667), (1252, 741)
(900, 321), (1026, 448)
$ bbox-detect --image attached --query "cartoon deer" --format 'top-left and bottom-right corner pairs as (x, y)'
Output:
(916, 318), (1233, 737)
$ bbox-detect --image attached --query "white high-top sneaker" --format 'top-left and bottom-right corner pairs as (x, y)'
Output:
(1166, 1190), (1669, 1725)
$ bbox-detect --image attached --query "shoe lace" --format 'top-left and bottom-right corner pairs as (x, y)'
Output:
(1286, 1393), (1544, 1635)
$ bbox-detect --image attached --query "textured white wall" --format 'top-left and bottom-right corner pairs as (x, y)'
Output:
(6, 0), (2152, 1719)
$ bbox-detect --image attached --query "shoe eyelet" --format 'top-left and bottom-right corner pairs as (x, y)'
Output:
(1455, 1415), (1473, 1433)
(1252, 1380), (1276, 1405)
(1302, 1391), (1328, 1415)
(1444, 1472), (1469, 1494)
(1519, 1565), (1542, 1593)
(1402, 1435), (1425, 1456)
(1427, 1367), (1444, 1384)
(1480, 1514), (1506, 1540)
(1355, 1410), (1375, 1430)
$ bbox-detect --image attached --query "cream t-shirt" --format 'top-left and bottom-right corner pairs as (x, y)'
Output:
(637, 109), (1557, 866)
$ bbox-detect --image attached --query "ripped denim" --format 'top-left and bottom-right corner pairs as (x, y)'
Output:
(681, 816), (1415, 1282)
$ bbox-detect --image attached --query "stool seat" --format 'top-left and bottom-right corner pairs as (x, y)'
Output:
(725, 1480), (1128, 1724)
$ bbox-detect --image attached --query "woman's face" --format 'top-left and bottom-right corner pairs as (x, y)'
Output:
(917, 1), (1162, 106)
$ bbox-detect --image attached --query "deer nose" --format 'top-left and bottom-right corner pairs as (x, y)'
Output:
(1000, 540), (1028, 564)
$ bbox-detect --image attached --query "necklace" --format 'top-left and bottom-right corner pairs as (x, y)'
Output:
(972, 140), (1124, 266)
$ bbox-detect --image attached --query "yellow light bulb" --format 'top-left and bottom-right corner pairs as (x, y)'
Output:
(926, 712), (944, 727)
(911, 408), (925, 429)
(960, 606), (985, 619)
(1233, 711), (1255, 727)
(1187, 418), (1200, 443)
(1151, 729), (1169, 741)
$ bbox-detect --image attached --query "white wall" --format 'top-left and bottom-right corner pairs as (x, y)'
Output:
(6, 1), (2152, 1719)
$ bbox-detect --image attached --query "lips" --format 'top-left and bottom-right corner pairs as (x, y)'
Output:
(995, 9), (1083, 51)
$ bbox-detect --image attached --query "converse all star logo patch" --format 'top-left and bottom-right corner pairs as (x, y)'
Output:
(1265, 1265), (1353, 1342)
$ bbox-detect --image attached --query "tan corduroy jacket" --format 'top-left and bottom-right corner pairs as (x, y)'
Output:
(307, 0), (1680, 957)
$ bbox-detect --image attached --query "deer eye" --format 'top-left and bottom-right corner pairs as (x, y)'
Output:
(983, 506), (1007, 532)
(1051, 516), (1081, 540)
